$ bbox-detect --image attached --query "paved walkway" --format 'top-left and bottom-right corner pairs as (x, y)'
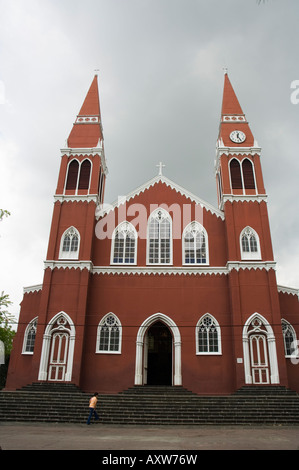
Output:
(0, 422), (299, 450)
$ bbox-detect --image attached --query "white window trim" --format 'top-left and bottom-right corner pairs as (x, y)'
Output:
(146, 207), (173, 265)
(196, 313), (222, 355)
(96, 313), (122, 354)
(64, 158), (93, 195)
(229, 157), (257, 195)
(282, 319), (298, 358)
(59, 226), (80, 260)
(240, 226), (261, 260)
(22, 317), (38, 355)
(182, 221), (209, 266)
(110, 221), (137, 265)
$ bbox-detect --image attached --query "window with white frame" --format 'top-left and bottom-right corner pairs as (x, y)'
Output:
(196, 314), (221, 354)
(240, 226), (261, 260)
(65, 158), (91, 192)
(22, 317), (38, 354)
(282, 320), (297, 357)
(97, 314), (122, 353)
(111, 222), (137, 264)
(59, 227), (80, 260)
(147, 208), (172, 264)
(183, 221), (208, 265)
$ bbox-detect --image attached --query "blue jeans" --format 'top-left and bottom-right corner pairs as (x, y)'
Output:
(87, 407), (99, 424)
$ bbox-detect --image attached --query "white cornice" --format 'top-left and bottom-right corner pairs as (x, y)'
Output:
(277, 285), (299, 299)
(92, 266), (228, 276)
(54, 194), (99, 204)
(44, 260), (94, 271)
(23, 284), (43, 294)
(96, 173), (225, 221)
(214, 139), (261, 172)
(227, 261), (276, 272)
(60, 142), (108, 176)
(43, 260), (277, 275)
(220, 194), (268, 210)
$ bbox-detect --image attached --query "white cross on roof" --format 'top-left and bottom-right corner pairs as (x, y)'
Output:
(156, 161), (165, 176)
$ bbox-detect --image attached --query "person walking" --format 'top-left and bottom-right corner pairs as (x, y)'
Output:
(87, 392), (100, 425)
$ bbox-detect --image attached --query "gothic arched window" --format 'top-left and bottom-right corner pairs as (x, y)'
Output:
(59, 227), (80, 260)
(242, 158), (256, 189)
(147, 208), (172, 265)
(196, 314), (221, 355)
(97, 313), (122, 354)
(111, 222), (137, 264)
(282, 320), (297, 357)
(183, 221), (208, 265)
(65, 160), (79, 190)
(78, 159), (91, 190)
(230, 159), (243, 189)
(240, 226), (261, 260)
(22, 317), (38, 354)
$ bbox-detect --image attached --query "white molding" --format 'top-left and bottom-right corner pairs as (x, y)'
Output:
(23, 284), (43, 294)
(96, 173), (225, 221)
(54, 194), (99, 203)
(220, 194), (268, 211)
(227, 261), (276, 272)
(43, 261), (277, 275)
(135, 313), (182, 386)
(278, 285), (299, 299)
(60, 143), (108, 176)
(93, 266), (227, 276)
(44, 260), (93, 271)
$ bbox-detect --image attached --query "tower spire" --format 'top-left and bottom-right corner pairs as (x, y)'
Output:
(67, 75), (104, 148)
(218, 73), (254, 147)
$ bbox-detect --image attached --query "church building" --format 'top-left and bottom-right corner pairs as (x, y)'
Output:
(5, 73), (299, 394)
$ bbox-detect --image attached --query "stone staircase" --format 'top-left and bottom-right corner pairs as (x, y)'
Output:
(0, 383), (299, 425)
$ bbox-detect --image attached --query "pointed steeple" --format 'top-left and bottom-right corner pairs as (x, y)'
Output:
(218, 72), (254, 147)
(67, 74), (104, 148)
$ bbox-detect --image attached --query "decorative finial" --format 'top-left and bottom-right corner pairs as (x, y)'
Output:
(156, 162), (165, 176)
(94, 69), (100, 76)
(223, 66), (228, 75)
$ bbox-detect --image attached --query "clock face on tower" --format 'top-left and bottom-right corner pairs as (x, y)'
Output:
(230, 130), (246, 143)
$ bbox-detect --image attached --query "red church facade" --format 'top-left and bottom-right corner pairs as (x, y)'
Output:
(6, 73), (299, 395)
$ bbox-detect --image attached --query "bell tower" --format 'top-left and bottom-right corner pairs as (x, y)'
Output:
(33, 75), (108, 385)
(215, 72), (288, 388)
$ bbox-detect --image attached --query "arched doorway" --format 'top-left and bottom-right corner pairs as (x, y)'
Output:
(243, 313), (279, 385)
(135, 313), (182, 386)
(38, 312), (75, 382)
(146, 322), (172, 385)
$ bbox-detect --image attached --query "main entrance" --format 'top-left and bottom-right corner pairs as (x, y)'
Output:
(146, 321), (172, 385)
(134, 313), (182, 386)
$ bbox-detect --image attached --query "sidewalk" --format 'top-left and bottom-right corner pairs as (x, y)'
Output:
(1, 422), (299, 450)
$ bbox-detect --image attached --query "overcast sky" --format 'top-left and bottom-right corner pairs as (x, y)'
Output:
(1, 0), (299, 325)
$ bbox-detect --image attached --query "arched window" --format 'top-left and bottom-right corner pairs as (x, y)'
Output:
(242, 159), (256, 189)
(230, 159), (243, 189)
(196, 314), (221, 355)
(22, 317), (38, 354)
(78, 159), (91, 190)
(282, 320), (297, 357)
(240, 226), (261, 260)
(183, 221), (208, 265)
(111, 222), (137, 264)
(96, 313), (122, 354)
(147, 208), (172, 264)
(65, 160), (79, 190)
(59, 227), (80, 260)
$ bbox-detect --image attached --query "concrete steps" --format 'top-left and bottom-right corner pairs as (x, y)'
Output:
(0, 383), (299, 425)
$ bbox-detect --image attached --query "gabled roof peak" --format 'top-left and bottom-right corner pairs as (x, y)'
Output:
(96, 172), (224, 221)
